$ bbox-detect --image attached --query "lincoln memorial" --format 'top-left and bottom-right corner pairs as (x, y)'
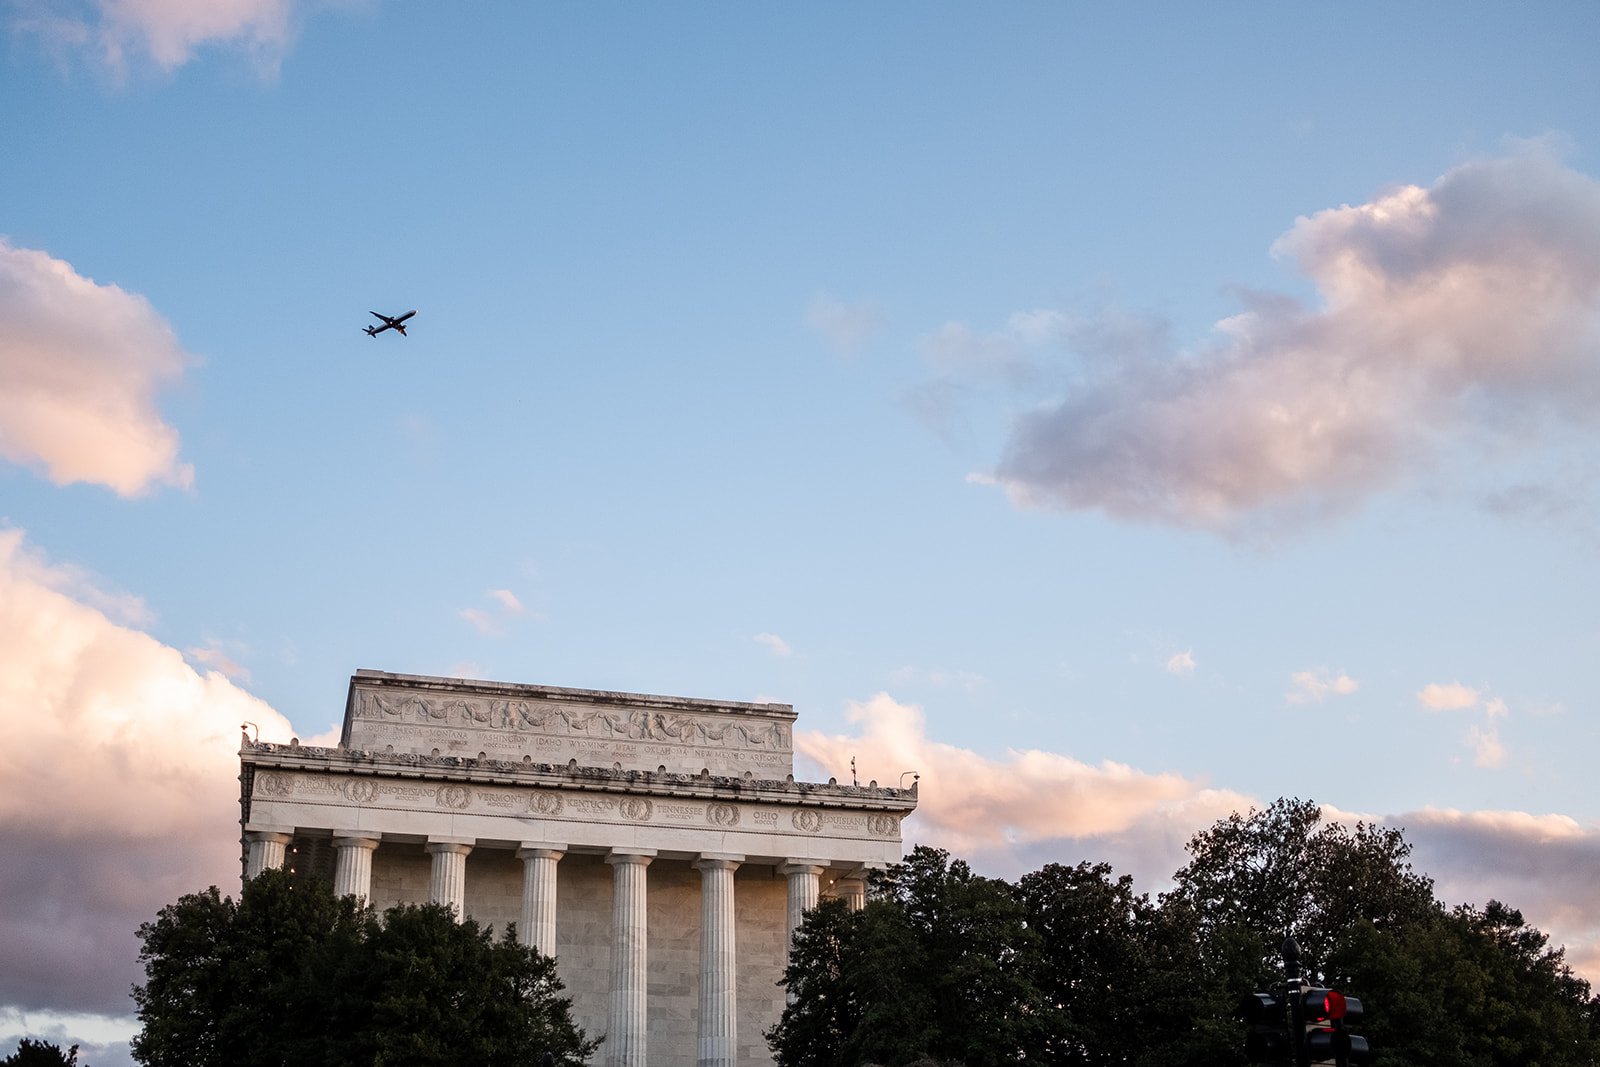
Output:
(238, 670), (918, 1066)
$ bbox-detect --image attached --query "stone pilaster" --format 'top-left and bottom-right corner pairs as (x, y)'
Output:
(244, 829), (293, 879)
(425, 838), (473, 917)
(693, 854), (743, 1067)
(516, 845), (565, 956)
(778, 860), (827, 953)
(605, 849), (655, 1067)
(332, 834), (381, 902)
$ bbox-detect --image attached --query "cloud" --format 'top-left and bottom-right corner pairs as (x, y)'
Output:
(487, 589), (524, 615)
(1400, 807), (1600, 976)
(1286, 669), (1359, 703)
(184, 639), (251, 683)
(1165, 650), (1197, 676)
(0, 240), (193, 496)
(805, 293), (882, 352)
(0, 528), (296, 1017)
(974, 151), (1600, 531)
(12, 0), (298, 74)
(801, 699), (1600, 982)
(1465, 724), (1506, 768)
(795, 693), (1253, 888)
(459, 588), (530, 635)
(1417, 681), (1481, 711)
(753, 632), (792, 658)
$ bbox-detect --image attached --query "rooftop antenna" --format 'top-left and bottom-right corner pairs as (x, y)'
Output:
(851, 756), (858, 787)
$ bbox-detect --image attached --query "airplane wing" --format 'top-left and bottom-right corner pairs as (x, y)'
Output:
(370, 311), (388, 322)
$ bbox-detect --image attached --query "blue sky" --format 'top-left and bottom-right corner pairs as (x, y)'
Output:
(4, 3), (1600, 1061)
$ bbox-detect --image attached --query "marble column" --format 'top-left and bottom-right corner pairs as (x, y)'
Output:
(694, 853), (743, 1067)
(833, 876), (867, 912)
(332, 834), (380, 902)
(244, 829), (293, 879)
(778, 860), (826, 953)
(516, 845), (565, 956)
(425, 839), (473, 917)
(605, 849), (655, 1067)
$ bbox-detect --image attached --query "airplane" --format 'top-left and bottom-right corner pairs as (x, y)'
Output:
(364, 310), (416, 337)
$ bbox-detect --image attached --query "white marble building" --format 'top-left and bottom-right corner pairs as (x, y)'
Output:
(239, 670), (917, 1067)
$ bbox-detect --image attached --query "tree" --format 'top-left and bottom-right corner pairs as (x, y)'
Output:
(131, 867), (597, 1067)
(1, 1040), (79, 1067)
(1163, 797), (1438, 984)
(768, 846), (1051, 1067)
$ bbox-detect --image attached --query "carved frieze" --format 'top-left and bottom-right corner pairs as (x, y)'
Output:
(346, 683), (795, 777)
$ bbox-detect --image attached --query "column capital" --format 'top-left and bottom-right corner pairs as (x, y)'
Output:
(778, 859), (828, 877)
(244, 826), (295, 843)
(332, 833), (381, 850)
(516, 844), (567, 862)
(693, 852), (744, 872)
(605, 848), (656, 867)
(425, 838), (474, 856)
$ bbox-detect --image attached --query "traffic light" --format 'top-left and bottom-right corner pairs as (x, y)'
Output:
(1240, 985), (1372, 1065)
(1238, 990), (1292, 1063)
(1300, 987), (1370, 1066)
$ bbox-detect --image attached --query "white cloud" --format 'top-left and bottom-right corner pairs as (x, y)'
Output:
(1485, 697), (1510, 718)
(805, 293), (882, 353)
(976, 152), (1600, 531)
(459, 607), (499, 635)
(487, 589), (524, 615)
(1286, 668), (1359, 703)
(795, 693), (1252, 887)
(0, 240), (193, 496)
(0, 528), (296, 1016)
(796, 698), (1600, 982)
(13, 0), (298, 74)
(753, 632), (792, 658)
(185, 639), (251, 683)
(1417, 681), (1481, 711)
(1165, 650), (1197, 676)
(1465, 724), (1506, 768)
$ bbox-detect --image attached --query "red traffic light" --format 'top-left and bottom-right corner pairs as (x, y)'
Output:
(1304, 988), (1346, 1021)
(1301, 987), (1361, 1024)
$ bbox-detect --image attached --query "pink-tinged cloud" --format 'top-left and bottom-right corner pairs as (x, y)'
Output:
(753, 632), (793, 658)
(1399, 808), (1600, 981)
(14, 0), (296, 73)
(0, 528), (297, 1016)
(1286, 668), (1359, 703)
(488, 589), (524, 615)
(795, 693), (1252, 887)
(982, 151), (1600, 530)
(1417, 681), (1481, 711)
(0, 240), (193, 496)
(1165, 650), (1197, 676)
(1464, 724), (1506, 768)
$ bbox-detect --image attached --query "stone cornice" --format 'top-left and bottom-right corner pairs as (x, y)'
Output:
(240, 738), (918, 812)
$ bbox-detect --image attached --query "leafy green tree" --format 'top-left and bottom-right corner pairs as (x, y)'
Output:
(1, 1039), (79, 1066)
(769, 846), (1051, 1067)
(1163, 797), (1438, 985)
(131, 867), (596, 1067)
